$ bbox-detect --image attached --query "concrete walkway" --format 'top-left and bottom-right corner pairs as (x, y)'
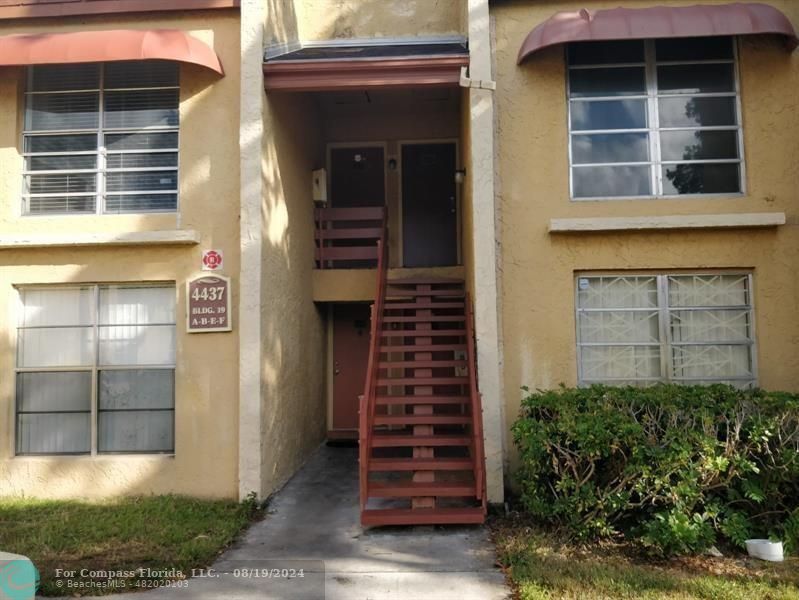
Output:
(111, 445), (509, 600)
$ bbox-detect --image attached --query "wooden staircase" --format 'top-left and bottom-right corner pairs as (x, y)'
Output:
(359, 258), (487, 526)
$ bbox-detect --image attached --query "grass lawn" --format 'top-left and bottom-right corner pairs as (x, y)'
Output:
(0, 495), (260, 596)
(491, 515), (799, 600)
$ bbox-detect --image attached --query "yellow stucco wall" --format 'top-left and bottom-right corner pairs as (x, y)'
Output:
(291, 0), (465, 41)
(259, 92), (328, 495)
(0, 11), (242, 499)
(492, 0), (799, 469)
(264, 0), (301, 47)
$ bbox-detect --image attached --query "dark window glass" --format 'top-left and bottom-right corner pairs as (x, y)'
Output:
(660, 130), (739, 161)
(27, 196), (96, 213)
(572, 133), (649, 164)
(568, 40), (645, 65)
(25, 134), (97, 154)
(104, 61), (179, 89)
(106, 171), (178, 193)
(570, 67), (646, 97)
(26, 92), (100, 131)
(657, 64), (735, 94)
(104, 89), (179, 129)
(662, 163), (741, 195)
(573, 165), (651, 197)
(28, 155), (97, 171)
(658, 96), (738, 127)
(105, 194), (178, 213)
(570, 99), (647, 130)
(28, 173), (96, 194)
(31, 64), (100, 92)
(655, 36), (733, 62)
(105, 132), (178, 151)
(98, 369), (175, 453)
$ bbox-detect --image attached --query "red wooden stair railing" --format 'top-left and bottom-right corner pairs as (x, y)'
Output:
(359, 255), (487, 526)
(315, 206), (386, 269)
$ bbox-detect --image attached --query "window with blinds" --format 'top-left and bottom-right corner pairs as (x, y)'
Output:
(15, 285), (176, 455)
(576, 273), (756, 387)
(23, 61), (179, 215)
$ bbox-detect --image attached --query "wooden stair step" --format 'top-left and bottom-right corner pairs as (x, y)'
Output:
(377, 376), (469, 386)
(383, 302), (465, 310)
(385, 289), (466, 298)
(373, 415), (472, 426)
(368, 482), (476, 497)
(380, 330), (466, 338)
(368, 457), (474, 471)
(378, 344), (467, 353)
(375, 395), (470, 405)
(382, 315), (465, 323)
(370, 434), (471, 447)
(361, 507), (484, 526)
(386, 277), (465, 286)
(315, 227), (384, 240)
(378, 360), (467, 368)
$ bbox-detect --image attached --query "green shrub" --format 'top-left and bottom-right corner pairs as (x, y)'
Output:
(512, 384), (799, 555)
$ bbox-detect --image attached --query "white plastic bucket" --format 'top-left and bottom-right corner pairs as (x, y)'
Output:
(745, 539), (784, 562)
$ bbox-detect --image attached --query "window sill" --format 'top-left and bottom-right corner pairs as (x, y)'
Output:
(549, 212), (786, 233)
(13, 454), (175, 460)
(0, 230), (200, 249)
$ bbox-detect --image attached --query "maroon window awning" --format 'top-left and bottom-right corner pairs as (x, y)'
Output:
(0, 29), (224, 75)
(518, 3), (798, 64)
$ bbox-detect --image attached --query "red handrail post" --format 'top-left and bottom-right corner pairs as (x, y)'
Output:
(359, 213), (388, 513)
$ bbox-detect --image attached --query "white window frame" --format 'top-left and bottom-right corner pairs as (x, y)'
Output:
(575, 272), (758, 387)
(14, 283), (177, 456)
(21, 62), (181, 216)
(567, 37), (746, 200)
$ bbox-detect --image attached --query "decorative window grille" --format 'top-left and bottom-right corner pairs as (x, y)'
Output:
(576, 274), (756, 387)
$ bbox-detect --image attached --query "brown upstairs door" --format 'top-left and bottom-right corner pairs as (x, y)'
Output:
(331, 304), (372, 437)
(401, 142), (458, 267)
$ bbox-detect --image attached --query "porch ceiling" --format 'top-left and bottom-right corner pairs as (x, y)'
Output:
(263, 42), (469, 92)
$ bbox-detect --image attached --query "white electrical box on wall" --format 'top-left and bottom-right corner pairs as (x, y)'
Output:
(312, 168), (328, 203)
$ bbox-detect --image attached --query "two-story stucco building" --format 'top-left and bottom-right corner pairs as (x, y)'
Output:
(0, 0), (797, 527)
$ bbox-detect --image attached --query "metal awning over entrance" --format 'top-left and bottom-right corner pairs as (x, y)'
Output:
(263, 42), (469, 92)
(518, 2), (798, 64)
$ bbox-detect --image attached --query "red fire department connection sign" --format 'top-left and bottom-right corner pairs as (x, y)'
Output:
(187, 276), (232, 333)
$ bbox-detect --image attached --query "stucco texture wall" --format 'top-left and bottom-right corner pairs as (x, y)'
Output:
(0, 12), (241, 499)
(264, 0), (300, 47)
(259, 91), (327, 496)
(492, 0), (799, 470)
(284, 0), (464, 41)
